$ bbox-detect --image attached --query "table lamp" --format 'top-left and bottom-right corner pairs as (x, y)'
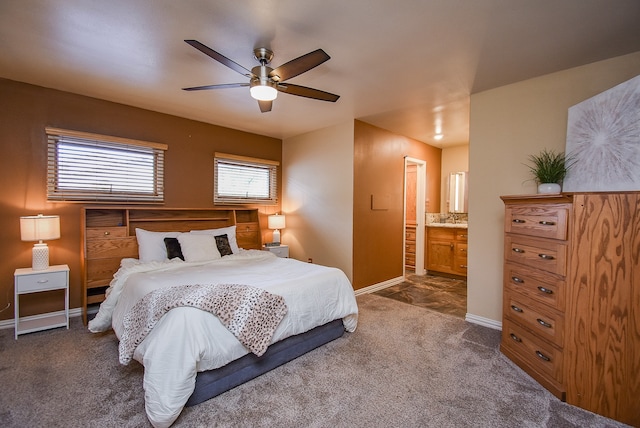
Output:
(268, 213), (286, 245)
(20, 214), (60, 270)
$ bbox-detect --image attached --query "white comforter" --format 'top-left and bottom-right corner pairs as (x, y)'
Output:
(89, 250), (358, 428)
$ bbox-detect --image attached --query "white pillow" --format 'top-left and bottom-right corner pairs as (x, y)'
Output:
(190, 225), (240, 253)
(177, 233), (221, 263)
(135, 228), (181, 262)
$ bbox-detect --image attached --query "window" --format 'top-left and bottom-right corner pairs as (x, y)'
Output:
(46, 127), (167, 202)
(214, 153), (278, 204)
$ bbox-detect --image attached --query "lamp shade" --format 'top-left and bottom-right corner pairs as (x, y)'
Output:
(268, 214), (286, 230)
(20, 214), (60, 242)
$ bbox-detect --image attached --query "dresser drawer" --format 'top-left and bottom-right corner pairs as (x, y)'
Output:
(502, 318), (564, 384)
(455, 229), (468, 242)
(16, 270), (67, 293)
(504, 293), (564, 347)
(236, 222), (259, 233)
(505, 204), (569, 240)
(504, 263), (564, 311)
(505, 235), (567, 276)
(86, 226), (128, 240)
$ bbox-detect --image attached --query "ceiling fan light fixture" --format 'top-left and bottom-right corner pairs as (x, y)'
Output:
(250, 79), (278, 101)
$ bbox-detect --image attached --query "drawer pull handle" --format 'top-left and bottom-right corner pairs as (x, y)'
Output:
(37, 279), (49, 284)
(537, 318), (552, 328)
(509, 333), (521, 342)
(459, 234), (467, 239)
(460, 265), (467, 269)
(512, 248), (525, 253)
(537, 286), (553, 294)
(535, 351), (551, 362)
(511, 305), (523, 313)
(512, 219), (525, 224)
(104, 231), (110, 235)
(538, 254), (554, 260)
(538, 221), (556, 226)
(512, 276), (524, 284)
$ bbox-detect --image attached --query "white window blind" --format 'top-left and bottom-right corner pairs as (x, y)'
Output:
(46, 128), (167, 202)
(214, 153), (278, 204)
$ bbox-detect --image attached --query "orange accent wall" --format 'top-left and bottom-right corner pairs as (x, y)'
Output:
(352, 120), (441, 290)
(0, 78), (281, 320)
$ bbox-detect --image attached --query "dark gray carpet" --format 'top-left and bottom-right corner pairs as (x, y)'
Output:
(0, 294), (629, 427)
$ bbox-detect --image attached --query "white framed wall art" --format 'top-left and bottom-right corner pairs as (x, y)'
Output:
(563, 74), (640, 192)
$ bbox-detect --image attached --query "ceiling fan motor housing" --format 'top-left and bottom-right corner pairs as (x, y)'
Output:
(253, 47), (274, 65)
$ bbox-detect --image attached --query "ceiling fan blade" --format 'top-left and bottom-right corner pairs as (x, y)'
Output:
(185, 40), (252, 77)
(277, 83), (340, 102)
(182, 83), (249, 91)
(269, 49), (330, 82)
(258, 100), (272, 113)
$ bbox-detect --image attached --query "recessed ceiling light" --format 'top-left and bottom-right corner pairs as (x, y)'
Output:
(434, 134), (443, 140)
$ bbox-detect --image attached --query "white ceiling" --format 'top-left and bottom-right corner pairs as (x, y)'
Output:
(1, 0), (639, 148)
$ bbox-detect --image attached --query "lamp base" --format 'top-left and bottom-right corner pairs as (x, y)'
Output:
(272, 229), (281, 245)
(32, 243), (49, 271)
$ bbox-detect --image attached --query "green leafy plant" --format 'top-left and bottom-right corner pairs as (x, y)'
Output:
(525, 149), (575, 184)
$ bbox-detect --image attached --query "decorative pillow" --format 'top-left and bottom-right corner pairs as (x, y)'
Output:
(177, 233), (221, 263)
(164, 237), (184, 261)
(214, 234), (233, 256)
(135, 228), (181, 262)
(190, 225), (239, 253)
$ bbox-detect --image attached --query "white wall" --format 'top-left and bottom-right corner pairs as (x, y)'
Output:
(440, 144), (469, 212)
(467, 51), (640, 323)
(282, 121), (355, 280)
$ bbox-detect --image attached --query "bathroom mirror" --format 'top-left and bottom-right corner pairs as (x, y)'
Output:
(448, 171), (468, 213)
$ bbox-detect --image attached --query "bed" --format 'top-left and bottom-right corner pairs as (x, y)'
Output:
(82, 207), (358, 428)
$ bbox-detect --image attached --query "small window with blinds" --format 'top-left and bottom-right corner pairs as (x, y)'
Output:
(214, 153), (278, 205)
(46, 127), (167, 203)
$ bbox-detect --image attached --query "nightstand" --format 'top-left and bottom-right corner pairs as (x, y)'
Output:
(14, 264), (69, 339)
(264, 244), (289, 258)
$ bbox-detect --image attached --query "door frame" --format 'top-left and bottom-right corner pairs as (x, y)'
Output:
(404, 157), (426, 276)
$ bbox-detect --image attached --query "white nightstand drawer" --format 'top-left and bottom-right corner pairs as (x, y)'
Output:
(264, 245), (289, 258)
(16, 270), (67, 293)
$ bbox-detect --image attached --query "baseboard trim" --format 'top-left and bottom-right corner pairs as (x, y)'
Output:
(465, 313), (502, 330)
(354, 276), (404, 296)
(0, 307), (83, 330)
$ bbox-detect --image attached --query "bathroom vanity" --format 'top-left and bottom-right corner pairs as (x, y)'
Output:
(426, 223), (467, 277)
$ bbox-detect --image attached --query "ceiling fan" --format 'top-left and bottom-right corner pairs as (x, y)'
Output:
(182, 40), (340, 113)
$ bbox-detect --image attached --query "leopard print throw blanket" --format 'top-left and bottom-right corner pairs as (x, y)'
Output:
(118, 284), (288, 365)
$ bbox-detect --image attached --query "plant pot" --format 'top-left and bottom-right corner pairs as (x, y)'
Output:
(537, 183), (561, 194)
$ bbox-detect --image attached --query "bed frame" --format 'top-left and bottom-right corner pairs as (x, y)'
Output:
(81, 206), (346, 405)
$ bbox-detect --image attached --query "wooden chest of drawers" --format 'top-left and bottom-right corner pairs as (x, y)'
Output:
(501, 195), (570, 400)
(501, 193), (640, 427)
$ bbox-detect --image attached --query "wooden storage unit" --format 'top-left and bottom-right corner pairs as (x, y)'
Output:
(81, 206), (262, 325)
(501, 193), (639, 426)
(426, 226), (467, 277)
(405, 224), (416, 270)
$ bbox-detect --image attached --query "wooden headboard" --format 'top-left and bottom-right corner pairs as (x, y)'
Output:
(80, 206), (262, 324)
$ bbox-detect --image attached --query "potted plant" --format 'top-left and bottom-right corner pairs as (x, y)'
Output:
(525, 149), (574, 194)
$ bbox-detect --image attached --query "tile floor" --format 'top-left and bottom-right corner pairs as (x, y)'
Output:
(373, 272), (467, 318)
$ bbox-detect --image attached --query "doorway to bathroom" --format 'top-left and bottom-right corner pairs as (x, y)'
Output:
(403, 157), (425, 276)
